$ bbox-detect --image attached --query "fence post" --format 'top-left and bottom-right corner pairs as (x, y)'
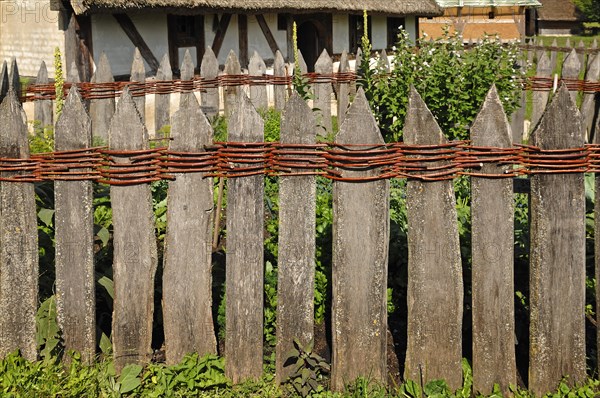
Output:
(314, 49), (333, 135)
(54, 87), (95, 364)
(531, 51), (552, 129)
(470, 86), (516, 395)
(225, 93), (264, 383)
(249, 51), (268, 110)
(180, 50), (194, 104)
(155, 54), (172, 137)
(0, 90), (38, 361)
(331, 89), (389, 390)
(34, 61), (53, 133)
(549, 39), (558, 73)
(403, 87), (463, 390)
(582, 52), (599, 141)
(562, 48), (581, 105)
(529, 84), (586, 396)
(9, 58), (20, 100)
(337, 50), (350, 126)
(275, 93), (317, 384)
(224, 50), (241, 118)
(90, 52), (114, 143)
(109, 87), (158, 372)
(163, 87), (216, 365)
(200, 47), (219, 117)
(273, 50), (286, 111)
(131, 48), (146, 123)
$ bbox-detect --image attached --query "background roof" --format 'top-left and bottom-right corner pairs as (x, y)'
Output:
(435, 0), (541, 6)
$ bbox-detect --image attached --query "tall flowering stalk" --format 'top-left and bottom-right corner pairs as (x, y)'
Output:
(54, 47), (65, 118)
(291, 21), (311, 100)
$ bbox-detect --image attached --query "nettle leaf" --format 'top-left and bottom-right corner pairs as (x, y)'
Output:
(99, 332), (112, 355)
(38, 208), (55, 227)
(96, 227), (110, 247)
(98, 275), (114, 300)
(118, 364), (143, 394)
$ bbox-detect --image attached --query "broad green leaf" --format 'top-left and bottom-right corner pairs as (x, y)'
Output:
(38, 208), (55, 227)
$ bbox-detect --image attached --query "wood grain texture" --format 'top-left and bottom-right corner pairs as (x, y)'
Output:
(314, 49), (333, 135)
(249, 51), (268, 110)
(200, 47), (219, 117)
(470, 86), (516, 395)
(275, 94), (317, 384)
(337, 50), (350, 126)
(582, 53), (599, 140)
(109, 88), (158, 373)
(34, 61), (53, 131)
(131, 48), (146, 122)
(163, 91), (216, 365)
(562, 49), (581, 105)
(0, 90), (38, 361)
(155, 54), (172, 137)
(225, 93), (264, 383)
(273, 50), (286, 111)
(90, 53), (114, 142)
(223, 50), (241, 118)
(54, 87), (95, 364)
(532, 51), (552, 130)
(529, 84), (586, 396)
(0, 61), (8, 103)
(403, 87), (463, 390)
(331, 89), (389, 391)
(9, 58), (20, 100)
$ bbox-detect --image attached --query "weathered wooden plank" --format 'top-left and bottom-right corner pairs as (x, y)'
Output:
(470, 86), (516, 395)
(113, 14), (160, 74)
(549, 39), (558, 73)
(403, 87), (463, 390)
(65, 14), (92, 83)
(163, 89), (216, 365)
(54, 87), (95, 364)
(90, 52), (114, 143)
(249, 51), (268, 110)
(582, 53), (599, 140)
(200, 47), (219, 117)
(34, 61), (53, 132)
(562, 48), (581, 105)
(596, 105), (600, 378)
(331, 89), (389, 391)
(131, 48), (146, 123)
(337, 50), (350, 125)
(155, 54), (172, 137)
(529, 84), (586, 396)
(67, 61), (80, 84)
(179, 49), (195, 108)
(275, 93), (317, 384)
(0, 90), (38, 361)
(0, 61), (8, 103)
(223, 50), (241, 118)
(578, 40), (586, 67)
(9, 58), (20, 100)
(296, 49), (308, 75)
(273, 50), (286, 111)
(314, 49), (333, 135)
(109, 88), (158, 372)
(225, 93), (264, 383)
(510, 56), (527, 143)
(532, 51), (552, 129)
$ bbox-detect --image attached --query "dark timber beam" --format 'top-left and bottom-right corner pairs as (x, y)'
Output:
(65, 12), (93, 82)
(113, 14), (160, 74)
(256, 14), (280, 57)
(238, 14), (248, 68)
(212, 14), (232, 59)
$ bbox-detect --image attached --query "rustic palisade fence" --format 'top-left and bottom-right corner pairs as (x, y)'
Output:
(0, 42), (598, 397)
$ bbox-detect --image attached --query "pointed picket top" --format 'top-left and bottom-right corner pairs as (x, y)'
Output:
(67, 61), (80, 83)
(337, 50), (351, 124)
(404, 86), (446, 146)
(296, 49), (308, 74)
(339, 50), (350, 73)
(56, 86), (91, 148)
(565, 38), (572, 49)
(110, 87), (146, 149)
(9, 58), (20, 99)
(355, 47), (363, 72)
(93, 52), (114, 83)
(471, 85), (511, 148)
(170, 89), (210, 151)
(224, 49), (241, 75)
(249, 50), (266, 75)
(0, 61), (8, 102)
(551, 38), (558, 49)
(274, 50), (285, 74)
(281, 92), (316, 144)
(588, 51), (600, 76)
(593, 38), (598, 50)
(537, 50), (552, 75)
(532, 84), (584, 149)
(180, 49), (195, 81)
(229, 92), (262, 141)
(36, 61), (48, 85)
(200, 46), (219, 116)
(131, 47), (145, 80)
(201, 46), (218, 77)
(157, 53), (173, 81)
(562, 48), (581, 77)
(0, 89), (28, 155)
(336, 88), (383, 145)
(315, 49), (332, 74)
(549, 39), (558, 69)
(273, 50), (286, 111)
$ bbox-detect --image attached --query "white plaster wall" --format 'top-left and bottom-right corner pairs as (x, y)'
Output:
(371, 15), (387, 50)
(332, 14), (348, 54)
(204, 13), (239, 65)
(91, 13), (168, 76)
(0, 0), (63, 76)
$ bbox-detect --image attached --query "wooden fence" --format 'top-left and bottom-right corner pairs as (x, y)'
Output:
(0, 45), (598, 397)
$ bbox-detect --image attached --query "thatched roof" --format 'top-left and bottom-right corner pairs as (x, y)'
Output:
(537, 0), (582, 21)
(70, 0), (443, 16)
(436, 0), (540, 6)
